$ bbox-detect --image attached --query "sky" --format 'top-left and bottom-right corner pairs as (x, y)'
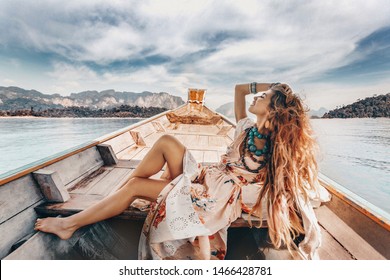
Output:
(0, 0), (390, 111)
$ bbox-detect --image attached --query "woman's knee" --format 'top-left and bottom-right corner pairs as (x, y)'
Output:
(122, 177), (140, 193)
(155, 134), (185, 153)
(156, 134), (179, 146)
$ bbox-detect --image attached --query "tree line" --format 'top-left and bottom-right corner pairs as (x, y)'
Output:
(0, 105), (168, 118)
(322, 93), (389, 118)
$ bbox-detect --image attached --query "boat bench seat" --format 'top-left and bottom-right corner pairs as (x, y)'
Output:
(34, 203), (266, 228)
(34, 157), (266, 228)
(32, 129), (267, 228)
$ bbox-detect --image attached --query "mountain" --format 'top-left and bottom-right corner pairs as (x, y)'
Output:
(215, 102), (235, 119)
(323, 93), (389, 118)
(0, 86), (185, 111)
(308, 107), (328, 118)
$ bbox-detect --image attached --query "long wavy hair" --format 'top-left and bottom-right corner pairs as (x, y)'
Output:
(249, 83), (319, 253)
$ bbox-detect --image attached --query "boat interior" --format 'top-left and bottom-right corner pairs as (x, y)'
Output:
(1, 89), (389, 260)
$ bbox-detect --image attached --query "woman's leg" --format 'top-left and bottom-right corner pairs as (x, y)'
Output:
(130, 134), (186, 180)
(35, 134), (186, 240)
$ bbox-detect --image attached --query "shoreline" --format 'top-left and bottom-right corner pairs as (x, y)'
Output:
(0, 116), (146, 119)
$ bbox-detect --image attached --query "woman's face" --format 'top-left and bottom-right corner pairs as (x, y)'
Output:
(248, 89), (274, 116)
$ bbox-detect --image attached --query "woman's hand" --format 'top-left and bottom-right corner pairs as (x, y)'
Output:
(234, 83), (271, 122)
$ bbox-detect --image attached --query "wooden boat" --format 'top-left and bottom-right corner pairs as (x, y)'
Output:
(0, 89), (389, 260)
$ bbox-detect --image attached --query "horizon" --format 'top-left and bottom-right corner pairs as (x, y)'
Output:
(1, 0), (390, 111)
(2, 84), (387, 112)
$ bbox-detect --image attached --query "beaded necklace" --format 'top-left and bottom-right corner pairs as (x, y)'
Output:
(240, 126), (270, 173)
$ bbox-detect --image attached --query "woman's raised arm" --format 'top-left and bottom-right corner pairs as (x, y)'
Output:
(234, 83), (270, 123)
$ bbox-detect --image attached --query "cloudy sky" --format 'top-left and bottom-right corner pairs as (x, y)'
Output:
(0, 0), (389, 110)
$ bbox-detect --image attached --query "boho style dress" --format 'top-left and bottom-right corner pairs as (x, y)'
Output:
(136, 117), (330, 260)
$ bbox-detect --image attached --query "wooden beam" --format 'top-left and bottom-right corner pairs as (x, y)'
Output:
(130, 131), (146, 146)
(97, 144), (118, 166)
(151, 121), (166, 132)
(217, 125), (233, 136)
(33, 170), (70, 202)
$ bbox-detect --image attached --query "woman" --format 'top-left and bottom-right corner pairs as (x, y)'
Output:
(35, 82), (329, 260)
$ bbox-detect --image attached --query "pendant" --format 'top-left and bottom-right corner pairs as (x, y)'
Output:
(247, 126), (269, 156)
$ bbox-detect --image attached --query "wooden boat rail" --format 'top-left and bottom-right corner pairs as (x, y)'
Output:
(0, 107), (183, 186)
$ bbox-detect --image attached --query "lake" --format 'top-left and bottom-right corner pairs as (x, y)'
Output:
(0, 117), (389, 214)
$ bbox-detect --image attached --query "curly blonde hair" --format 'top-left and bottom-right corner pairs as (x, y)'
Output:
(249, 83), (319, 253)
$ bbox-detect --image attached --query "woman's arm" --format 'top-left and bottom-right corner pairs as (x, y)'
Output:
(234, 83), (270, 122)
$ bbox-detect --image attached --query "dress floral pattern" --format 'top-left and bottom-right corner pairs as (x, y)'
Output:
(137, 117), (330, 260)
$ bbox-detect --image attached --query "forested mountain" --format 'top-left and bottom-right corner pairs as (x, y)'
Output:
(323, 93), (389, 118)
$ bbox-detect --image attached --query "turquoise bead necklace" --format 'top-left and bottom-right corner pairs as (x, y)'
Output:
(241, 126), (270, 173)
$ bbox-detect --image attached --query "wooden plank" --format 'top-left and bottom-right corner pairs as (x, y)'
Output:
(42, 147), (104, 187)
(103, 132), (134, 154)
(227, 128), (235, 140)
(155, 115), (171, 127)
(202, 125), (219, 134)
(188, 125), (201, 133)
(224, 136), (233, 146)
(180, 134), (197, 147)
(322, 185), (390, 258)
(132, 122), (155, 138)
(68, 166), (114, 195)
(217, 125), (233, 136)
(315, 206), (386, 260)
(4, 231), (72, 260)
(38, 194), (104, 214)
(203, 150), (219, 163)
(143, 132), (163, 147)
(0, 175), (43, 224)
(208, 135), (227, 149)
(188, 150), (203, 163)
(87, 168), (134, 196)
(183, 134), (199, 148)
(131, 147), (151, 161)
(116, 145), (144, 160)
(198, 135), (209, 147)
(115, 160), (140, 169)
(35, 203), (148, 221)
(0, 201), (41, 259)
(172, 134), (186, 145)
(317, 226), (354, 260)
(106, 169), (134, 195)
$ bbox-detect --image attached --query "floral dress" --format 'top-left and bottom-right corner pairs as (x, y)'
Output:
(137, 117), (330, 260)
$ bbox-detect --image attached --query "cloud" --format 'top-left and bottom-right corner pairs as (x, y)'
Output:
(2, 78), (16, 85)
(46, 61), (191, 97)
(1, 0), (390, 108)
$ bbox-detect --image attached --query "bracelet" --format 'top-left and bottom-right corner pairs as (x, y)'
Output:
(249, 82), (257, 94)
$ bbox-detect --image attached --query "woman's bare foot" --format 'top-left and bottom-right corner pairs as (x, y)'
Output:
(34, 217), (77, 240)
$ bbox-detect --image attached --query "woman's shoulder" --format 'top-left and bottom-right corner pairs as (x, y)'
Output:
(234, 117), (255, 139)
